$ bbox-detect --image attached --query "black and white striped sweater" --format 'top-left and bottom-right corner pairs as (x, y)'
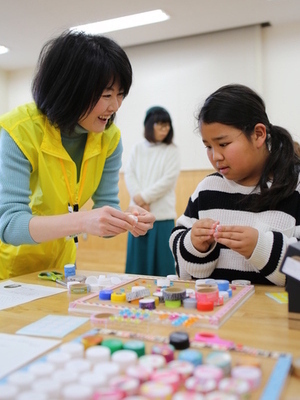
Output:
(169, 173), (300, 286)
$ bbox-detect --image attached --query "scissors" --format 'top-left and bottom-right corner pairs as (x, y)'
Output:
(38, 271), (67, 286)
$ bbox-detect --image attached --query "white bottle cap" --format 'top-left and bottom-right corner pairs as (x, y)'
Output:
(0, 384), (19, 399)
(16, 391), (48, 400)
(111, 349), (138, 372)
(93, 361), (121, 378)
(7, 371), (35, 388)
(62, 383), (93, 400)
(59, 342), (85, 358)
(79, 371), (106, 389)
(85, 345), (111, 363)
(64, 358), (92, 373)
(31, 378), (61, 396)
(27, 361), (55, 377)
(46, 350), (72, 366)
(51, 369), (79, 385)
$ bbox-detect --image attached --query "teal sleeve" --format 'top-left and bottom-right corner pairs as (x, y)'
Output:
(91, 139), (122, 210)
(0, 129), (36, 245)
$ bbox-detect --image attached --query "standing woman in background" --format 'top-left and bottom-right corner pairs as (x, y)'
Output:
(0, 30), (155, 280)
(125, 106), (180, 276)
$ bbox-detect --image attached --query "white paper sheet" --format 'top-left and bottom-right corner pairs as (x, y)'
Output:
(0, 333), (60, 380)
(0, 280), (66, 310)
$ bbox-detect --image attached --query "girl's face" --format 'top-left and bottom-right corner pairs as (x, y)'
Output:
(78, 83), (124, 132)
(201, 122), (268, 186)
(153, 122), (171, 142)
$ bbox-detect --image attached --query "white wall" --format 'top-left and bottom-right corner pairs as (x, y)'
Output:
(0, 69), (8, 115)
(2, 22), (300, 170)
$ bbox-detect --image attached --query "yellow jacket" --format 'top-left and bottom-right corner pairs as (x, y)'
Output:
(0, 103), (121, 279)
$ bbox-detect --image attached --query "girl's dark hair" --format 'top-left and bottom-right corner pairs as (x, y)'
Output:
(144, 107), (174, 144)
(32, 30), (132, 132)
(198, 84), (300, 211)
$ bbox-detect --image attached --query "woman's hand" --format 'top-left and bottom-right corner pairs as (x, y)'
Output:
(213, 225), (258, 258)
(125, 205), (155, 237)
(191, 218), (219, 252)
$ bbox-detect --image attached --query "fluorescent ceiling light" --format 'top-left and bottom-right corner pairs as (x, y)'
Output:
(70, 9), (170, 34)
(0, 45), (9, 55)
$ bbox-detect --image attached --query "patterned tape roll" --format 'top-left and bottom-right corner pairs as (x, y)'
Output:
(126, 288), (151, 302)
(139, 298), (156, 310)
(195, 286), (219, 304)
(69, 283), (91, 294)
(162, 287), (186, 301)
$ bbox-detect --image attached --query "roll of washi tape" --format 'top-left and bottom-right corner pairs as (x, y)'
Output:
(163, 287), (187, 301)
(183, 297), (197, 309)
(196, 300), (214, 312)
(69, 283), (90, 294)
(151, 344), (175, 363)
(205, 351), (232, 376)
(67, 281), (80, 290)
(90, 312), (114, 326)
(111, 292), (126, 302)
(165, 299), (182, 308)
(87, 387), (124, 400)
(139, 298), (156, 310)
(126, 364), (153, 383)
(139, 354), (166, 370)
(140, 381), (173, 399)
(215, 279), (230, 291)
(231, 365), (262, 390)
(186, 288), (195, 297)
(156, 278), (170, 287)
(64, 263), (76, 277)
(178, 349), (203, 367)
(167, 360), (194, 381)
(231, 279), (251, 286)
(151, 369), (181, 392)
(195, 286), (219, 305)
(184, 376), (217, 395)
(109, 375), (140, 396)
(124, 340), (146, 357)
(153, 291), (164, 303)
(218, 377), (251, 398)
(59, 342), (85, 358)
(227, 288), (233, 298)
(194, 364), (224, 383)
(126, 288), (151, 302)
(99, 288), (113, 300)
(173, 392), (205, 400)
(169, 331), (190, 350)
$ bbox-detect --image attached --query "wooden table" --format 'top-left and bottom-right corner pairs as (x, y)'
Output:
(1, 270), (300, 399)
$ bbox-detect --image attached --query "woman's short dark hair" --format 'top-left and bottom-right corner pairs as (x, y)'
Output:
(32, 30), (132, 132)
(144, 107), (174, 144)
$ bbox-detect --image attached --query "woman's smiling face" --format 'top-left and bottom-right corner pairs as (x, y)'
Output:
(78, 83), (124, 132)
(201, 122), (268, 187)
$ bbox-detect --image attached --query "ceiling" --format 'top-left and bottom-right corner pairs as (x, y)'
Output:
(1, 0), (300, 71)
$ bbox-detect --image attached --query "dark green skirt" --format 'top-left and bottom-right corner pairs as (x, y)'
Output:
(125, 220), (176, 277)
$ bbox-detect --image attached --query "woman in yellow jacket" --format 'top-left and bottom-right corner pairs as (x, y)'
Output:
(0, 30), (155, 279)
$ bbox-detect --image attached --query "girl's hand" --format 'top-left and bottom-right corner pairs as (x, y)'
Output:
(191, 218), (219, 252)
(213, 225), (258, 258)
